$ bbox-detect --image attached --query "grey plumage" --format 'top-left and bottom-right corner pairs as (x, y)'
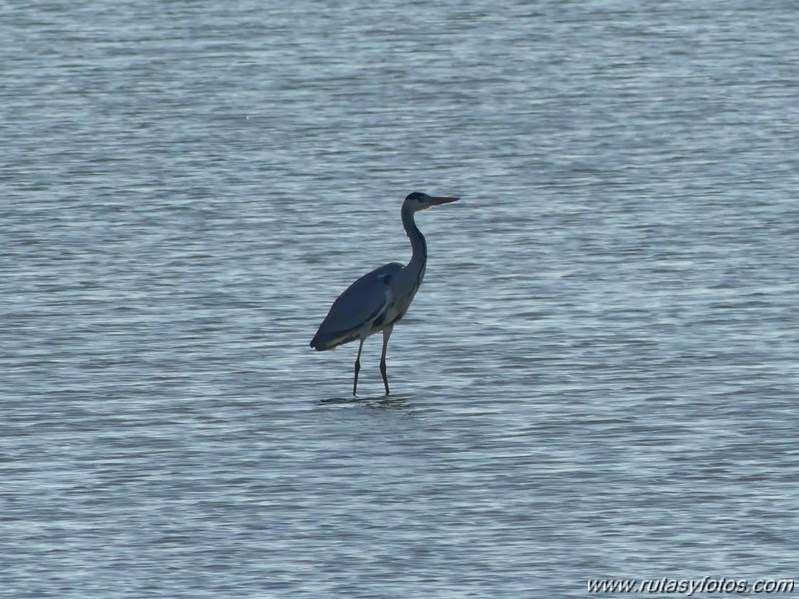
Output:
(311, 191), (460, 396)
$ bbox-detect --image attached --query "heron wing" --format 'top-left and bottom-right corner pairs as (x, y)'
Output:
(311, 262), (404, 350)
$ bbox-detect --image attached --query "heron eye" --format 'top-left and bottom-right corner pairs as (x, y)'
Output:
(405, 191), (428, 202)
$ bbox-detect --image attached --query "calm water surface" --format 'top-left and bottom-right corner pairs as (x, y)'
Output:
(2, 1), (798, 597)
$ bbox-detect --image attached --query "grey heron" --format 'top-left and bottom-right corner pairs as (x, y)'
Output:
(310, 191), (460, 396)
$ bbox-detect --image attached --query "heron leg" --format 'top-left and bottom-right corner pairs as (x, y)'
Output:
(380, 324), (393, 396)
(353, 336), (366, 397)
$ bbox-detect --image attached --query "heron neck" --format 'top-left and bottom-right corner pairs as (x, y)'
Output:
(401, 204), (427, 272)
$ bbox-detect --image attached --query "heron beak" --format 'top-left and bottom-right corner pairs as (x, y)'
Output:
(429, 196), (460, 205)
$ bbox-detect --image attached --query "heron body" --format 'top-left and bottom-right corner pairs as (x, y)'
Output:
(311, 192), (459, 396)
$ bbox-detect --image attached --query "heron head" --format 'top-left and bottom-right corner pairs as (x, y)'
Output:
(404, 191), (460, 212)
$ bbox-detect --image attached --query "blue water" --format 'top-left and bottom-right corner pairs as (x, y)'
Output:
(2, 1), (798, 597)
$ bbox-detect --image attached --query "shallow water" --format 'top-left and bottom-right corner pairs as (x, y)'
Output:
(2, 1), (798, 597)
